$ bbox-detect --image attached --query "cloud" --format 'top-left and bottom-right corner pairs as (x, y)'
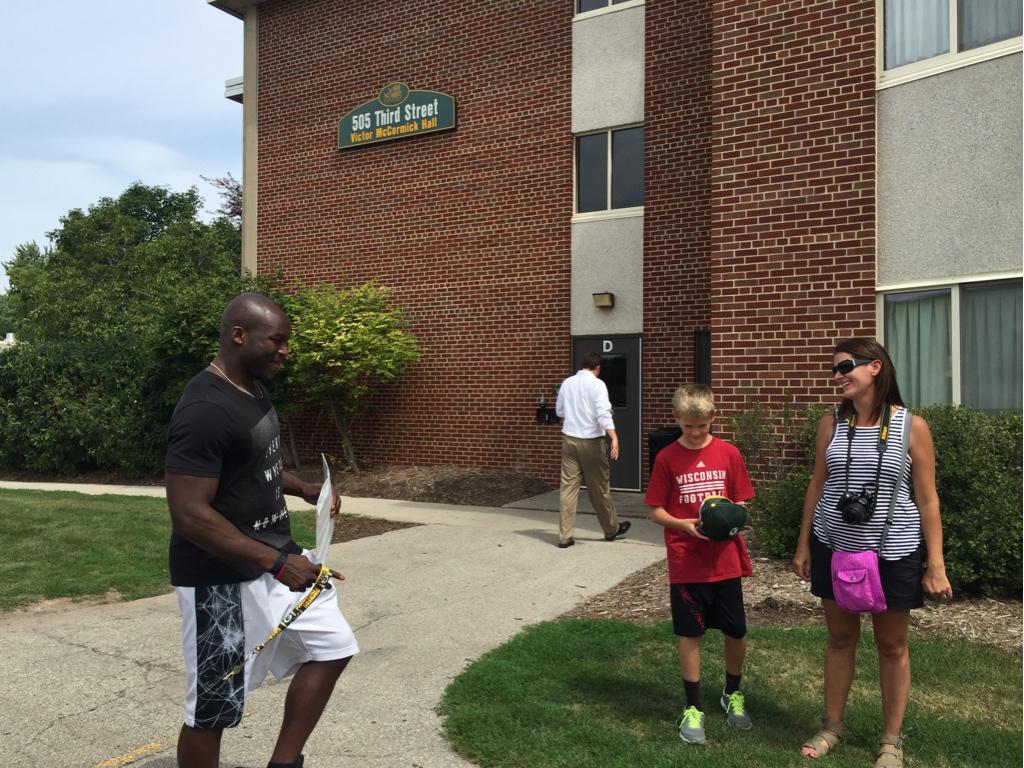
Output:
(0, 1), (242, 120)
(0, 1), (243, 289)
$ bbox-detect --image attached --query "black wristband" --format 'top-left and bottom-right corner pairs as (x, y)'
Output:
(269, 549), (288, 578)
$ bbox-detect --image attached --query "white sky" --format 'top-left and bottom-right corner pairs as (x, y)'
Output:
(0, 1), (244, 290)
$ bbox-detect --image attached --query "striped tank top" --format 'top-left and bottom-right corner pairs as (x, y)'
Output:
(812, 407), (920, 560)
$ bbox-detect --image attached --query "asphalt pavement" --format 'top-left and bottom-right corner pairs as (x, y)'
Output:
(0, 481), (664, 768)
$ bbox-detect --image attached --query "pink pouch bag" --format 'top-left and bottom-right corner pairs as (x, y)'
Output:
(823, 408), (912, 615)
(831, 550), (887, 613)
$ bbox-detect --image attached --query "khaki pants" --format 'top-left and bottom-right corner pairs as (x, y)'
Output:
(559, 435), (619, 543)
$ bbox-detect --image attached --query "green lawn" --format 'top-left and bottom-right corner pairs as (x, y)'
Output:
(441, 619), (1023, 768)
(0, 488), (315, 610)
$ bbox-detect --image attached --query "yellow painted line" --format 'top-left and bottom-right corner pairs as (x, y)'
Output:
(94, 742), (163, 768)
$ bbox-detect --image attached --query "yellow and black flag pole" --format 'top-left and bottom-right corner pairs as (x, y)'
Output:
(222, 563), (333, 680)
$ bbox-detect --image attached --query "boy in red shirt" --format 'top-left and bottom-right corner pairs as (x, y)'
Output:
(644, 384), (755, 745)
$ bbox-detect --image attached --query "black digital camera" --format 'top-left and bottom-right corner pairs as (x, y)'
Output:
(836, 483), (877, 524)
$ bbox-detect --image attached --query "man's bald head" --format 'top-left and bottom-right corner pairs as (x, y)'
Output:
(219, 293), (288, 346)
(217, 293), (292, 381)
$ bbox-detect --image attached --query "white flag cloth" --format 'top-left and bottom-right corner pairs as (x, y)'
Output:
(313, 453), (334, 564)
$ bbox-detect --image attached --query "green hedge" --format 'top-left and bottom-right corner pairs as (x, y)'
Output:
(0, 340), (159, 474)
(916, 406), (1022, 597)
(749, 405), (1022, 598)
(0, 275), (268, 477)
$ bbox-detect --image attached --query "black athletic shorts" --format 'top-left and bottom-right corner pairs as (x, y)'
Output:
(670, 578), (747, 639)
(810, 533), (924, 611)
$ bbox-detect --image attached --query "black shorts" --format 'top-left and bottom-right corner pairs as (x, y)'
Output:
(670, 579), (747, 639)
(810, 533), (924, 611)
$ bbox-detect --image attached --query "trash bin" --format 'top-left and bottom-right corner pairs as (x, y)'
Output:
(648, 427), (683, 476)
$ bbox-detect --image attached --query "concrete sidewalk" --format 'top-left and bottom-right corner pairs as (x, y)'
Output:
(503, 488), (651, 518)
(0, 484), (665, 768)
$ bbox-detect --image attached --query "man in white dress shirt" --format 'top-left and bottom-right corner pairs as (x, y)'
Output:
(554, 352), (631, 548)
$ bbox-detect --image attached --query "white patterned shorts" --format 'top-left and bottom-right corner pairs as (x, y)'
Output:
(176, 554), (359, 729)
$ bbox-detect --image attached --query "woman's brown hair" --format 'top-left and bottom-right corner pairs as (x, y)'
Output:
(833, 337), (905, 422)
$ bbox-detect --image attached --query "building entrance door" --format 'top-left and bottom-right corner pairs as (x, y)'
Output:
(570, 335), (641, 491)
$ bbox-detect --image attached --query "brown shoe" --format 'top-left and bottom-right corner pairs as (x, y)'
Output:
(557, 538), (575, 548)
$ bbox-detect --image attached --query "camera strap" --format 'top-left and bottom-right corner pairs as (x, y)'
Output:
(842, 405), (892, 500)
(877, 409), (911, 555)
(823, 407), (908, 553)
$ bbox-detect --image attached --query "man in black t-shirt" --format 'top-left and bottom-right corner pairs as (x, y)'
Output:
(166, 293), (358, 768)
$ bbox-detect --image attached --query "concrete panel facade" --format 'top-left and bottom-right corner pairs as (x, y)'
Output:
(878, 53), (1023, 285)
(571, 216), (644, 335)
(572, 5), (645, 134)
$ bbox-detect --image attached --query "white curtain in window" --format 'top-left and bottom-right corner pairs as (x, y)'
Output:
(959, 0), (1023, 51)
(885, 0), (949, 69)
(885, 290), (952, 406)
(960, 281), (1023, 411)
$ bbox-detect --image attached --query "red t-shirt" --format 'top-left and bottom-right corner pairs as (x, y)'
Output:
(643, 436), (755, 584)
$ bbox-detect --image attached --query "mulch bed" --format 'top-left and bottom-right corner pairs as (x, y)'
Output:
(332, 515), (420, 543)
(293, 462), (553, 508)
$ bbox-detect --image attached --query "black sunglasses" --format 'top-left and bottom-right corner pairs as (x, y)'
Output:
(831, 358), (874, 375)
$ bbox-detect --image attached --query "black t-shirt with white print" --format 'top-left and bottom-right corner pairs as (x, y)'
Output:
(165, 370), (300, 587)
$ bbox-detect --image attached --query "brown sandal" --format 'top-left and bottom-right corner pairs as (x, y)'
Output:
(874, 737), (903, 768)
(800, 719), (843, 758)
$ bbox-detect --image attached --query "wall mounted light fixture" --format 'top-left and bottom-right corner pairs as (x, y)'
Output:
(592, 292), (615, 308)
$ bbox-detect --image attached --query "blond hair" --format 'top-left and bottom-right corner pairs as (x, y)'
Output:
(672, 383), (715, 419)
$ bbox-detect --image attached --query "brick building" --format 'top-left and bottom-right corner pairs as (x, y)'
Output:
(210, 0), (1022, 489)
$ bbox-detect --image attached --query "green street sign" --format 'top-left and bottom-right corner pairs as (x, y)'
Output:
(338, 82), (456, 149)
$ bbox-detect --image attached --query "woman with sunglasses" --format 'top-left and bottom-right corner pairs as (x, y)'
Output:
(792, 338), (952, 768)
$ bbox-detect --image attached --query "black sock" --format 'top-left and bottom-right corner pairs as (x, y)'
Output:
(684, 679), (702, 710)
(267, 757), (303, 768)
(725, 672), (742, 695)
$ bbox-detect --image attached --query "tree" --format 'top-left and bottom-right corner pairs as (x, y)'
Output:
(201, 172), (242, 230)
(1, 241), (49, 337)
(0, 182), (254, 475)
(15, 183), (240, 345)
(284, 283), (420, 472)
(0, 293), (14, 338)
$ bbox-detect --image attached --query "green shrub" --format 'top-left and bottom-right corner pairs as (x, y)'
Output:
(753, 466), (812, 559)
(749, 403), (1022, 597)
(0, 183), (270, 477)
(915, 406), (1022, 597)
(0, 340), (160, 475)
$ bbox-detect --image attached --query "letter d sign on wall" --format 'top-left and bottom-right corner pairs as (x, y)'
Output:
(602, 340), (614, 352)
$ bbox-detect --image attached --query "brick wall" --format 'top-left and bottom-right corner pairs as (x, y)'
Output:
(642, 0), (713, 467)
(710, 0), (877, 440)
(255, 0), (877, 485)
(257, 0), (572, 482)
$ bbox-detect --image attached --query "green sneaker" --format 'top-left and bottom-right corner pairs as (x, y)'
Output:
(677, 705), (706, 744)
(720, 690), (752, 729)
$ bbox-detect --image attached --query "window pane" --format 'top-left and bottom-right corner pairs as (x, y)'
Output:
(576, 133), (608, 213)
(961, 280), (1023, 411)
(884, 289), (952, 406)
(611, 127), (643, 209)
(884, 0), (949, 69)
(578, 0), (606, 13)
(959, 0), (1023, 51)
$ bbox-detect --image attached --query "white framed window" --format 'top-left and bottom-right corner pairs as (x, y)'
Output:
(575, 0), (643, 19)
(877, 0), (1022, 89)
(878, 276), (1023, 411)
(574, 125), (644, 219)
